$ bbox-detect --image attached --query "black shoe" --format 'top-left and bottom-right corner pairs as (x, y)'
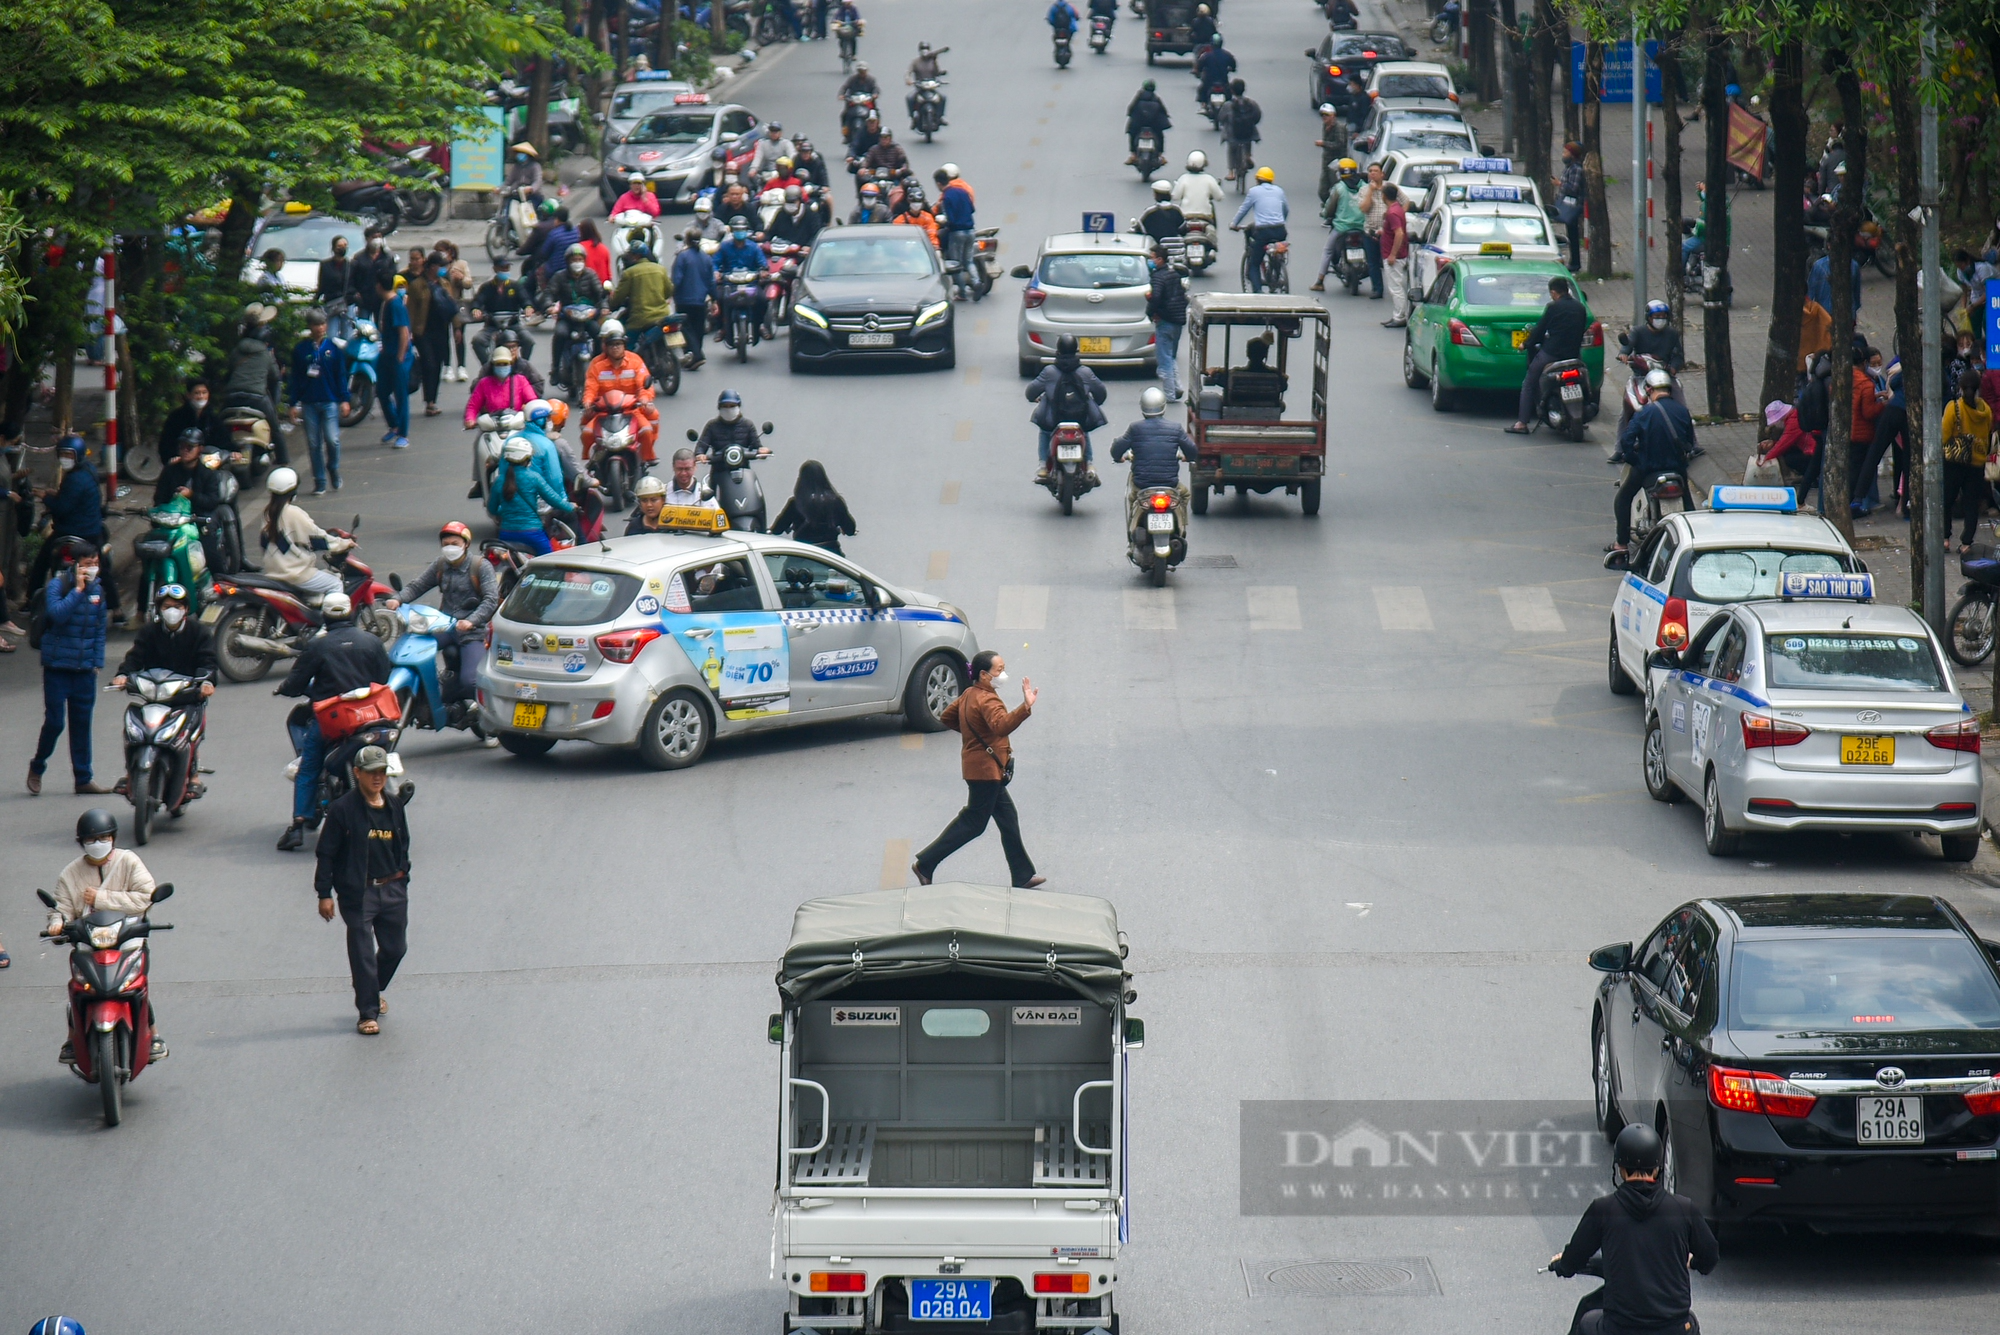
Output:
(59, 1040), (74, 1066)
(911, 861), (932, 886)
(276, 822), (305, 852)
(467, 484), (481, 499)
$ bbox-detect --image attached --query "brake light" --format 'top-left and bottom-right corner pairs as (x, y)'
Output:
(1734, 1176), (1777, 1185)
(593, 628), (661, 664)
(1558, 367), (1584, 382)
(1585, 320), (1604, 348)
(1742, 712), (1810, 748)
(1966, 1078), (2000, 1116)
(1746, 798), (1797, 812)
(1328, 64), (1343, 76)
(590, 700), (616, 720)
(810, 1272), (867, 1294)
(1936, 802), (1978, 814)
(1024, 285), (1046, 309)
(1149, 493), (1173, 511)
(1361, 49), (1377, 58)
(1925, 718), (1982, 753)
(1034, 1274), (1091, 1294)
(1653, 480), (1682, 498)
(1708, 1065), (1817, 1119)
(1656, 597), (1688, 649)
(1447, 318), (1481, 346)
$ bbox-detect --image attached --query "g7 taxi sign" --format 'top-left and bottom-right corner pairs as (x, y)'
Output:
(1709, 485), (1798, 513)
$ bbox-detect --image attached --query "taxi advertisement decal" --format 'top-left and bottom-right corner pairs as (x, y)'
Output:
(811, 646), (879, 680)
(661, 611), (791, 719)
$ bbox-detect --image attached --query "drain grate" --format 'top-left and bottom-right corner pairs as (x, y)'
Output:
(1241, 1257), (1439, 1298)
(1192, 554), (1239, 568)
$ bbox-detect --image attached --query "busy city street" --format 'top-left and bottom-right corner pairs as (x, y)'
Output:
(7, 0), (2000, 1331)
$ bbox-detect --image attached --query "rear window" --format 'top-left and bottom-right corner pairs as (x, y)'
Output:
(806, 233), (937, 277)
(1763, 632), (1946, 693)
(502, 568), (643, 626)
(611, 89), (688, 120)
(1449, 213), (1548, 246)
(1376, 74), (1452, 100)
(1398, 163), (1454, 194)
(628, 112), (714, 144)
(1388, 127), (1474, 153)
(1462, 271), (1561, 308)
(1675, 548), (1850, 603)
(1038, 252), (1150, 290)
(1730, 936), (2000, 1031)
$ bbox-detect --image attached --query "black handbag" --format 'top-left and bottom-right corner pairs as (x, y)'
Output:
(984, 744), (1015, 785)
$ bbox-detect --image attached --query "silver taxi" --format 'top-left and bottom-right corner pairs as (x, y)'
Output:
(1014, 232), (1157, 378)
(1642, 573), (1982, 859)
(1609, 487), (1861, 702)
(477, 528), (977, 768)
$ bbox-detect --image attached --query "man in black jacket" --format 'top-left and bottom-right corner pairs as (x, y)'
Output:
(346, 228), (398, 324)
(1145, 242), (1190, 401)
(316, 235), (352, 333)
(1509, 275), (1588, 434)
(694, 389), (760, 471)
(275, 592), (393, 851)
(1606, 375), (1695, 570)
(111, 585), (217, 808)
(152, 429), (226, 513)
(158, 381), (226, 459)
(1125, 81), (1172, 160)
(1111, 387), (1197, 535)
(1551, 1124), (1717, 1335)
(313, 745), (410, 1035)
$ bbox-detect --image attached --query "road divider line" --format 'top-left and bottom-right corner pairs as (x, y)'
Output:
(1498, 585), (1567, 634)
(953, 420), (973, 441)
(1247, 585), (1301, 631)
(940, 481), (961, 505)
(927, 551), (950, 580)
(1373, 586), (1433, 631)
(881, 839), (912, 889)
(1123, 588), (1176, 631)
(995, 585), (1049, 630)
(899, 734), (925, 752)
(963, 367), (983, 385)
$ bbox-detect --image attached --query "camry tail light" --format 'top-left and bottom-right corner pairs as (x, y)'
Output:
(1925, 718), (1982, 753)
(1742, 712), (1810, 748)
(594, 628), (661, 664)
(1584, 320), (1605, 347)
(1709, 1065), (1817, 1118)
(1656, 597), (1688, 649)
(1448, 318), (1481, 346)
(1034, 1273), (1091, 1294)
(1023, 285), (1046, 309)
(1965, 1078), (2000, 1116)
(1149, 493), (1173, 511)
(810, 1272), (867, 1294)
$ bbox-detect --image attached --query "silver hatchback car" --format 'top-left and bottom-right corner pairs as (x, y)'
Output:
(1014, 232), (1157, 378)
(478, 531), (978, 768)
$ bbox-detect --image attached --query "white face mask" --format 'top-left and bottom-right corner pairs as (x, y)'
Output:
(83, 839), (114, 863)
(719, 405), (741, 422)
(58, 457), (74, 472)
(991, 671), (1010, 684)
(367, 239), (383, 252)
(159, 606), (186, 628)
(440, 543), (466, 563)
(77, 565), (99, 585)
(568, 261), (586, 274)
(1648, 316), (1668, 330)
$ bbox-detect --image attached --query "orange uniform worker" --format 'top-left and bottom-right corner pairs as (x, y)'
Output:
(581, 319), (659, 462)
(894, 190), (941, 249)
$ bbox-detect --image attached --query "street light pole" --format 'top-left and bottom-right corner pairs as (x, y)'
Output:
(1920, 5), (1944, 634)
(1631, 8), (1647, 329)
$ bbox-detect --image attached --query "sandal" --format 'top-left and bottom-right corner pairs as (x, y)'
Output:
(0, 950), (11, 969)
(357, 1017), (380, 1035)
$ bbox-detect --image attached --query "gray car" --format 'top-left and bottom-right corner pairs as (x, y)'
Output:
(479, 531), (978, 768)
(1014, 233), (1157, 378)
(600, 100), (757, 211)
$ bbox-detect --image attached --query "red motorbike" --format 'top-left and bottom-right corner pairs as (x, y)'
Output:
(583, 388), (650, 512)
(763, 239), (805, 336)
(207, 518), (398, 683)
(37, 882), (175, 1126)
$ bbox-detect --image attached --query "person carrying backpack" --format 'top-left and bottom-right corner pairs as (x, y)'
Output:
(1025, 334), (1108, 482)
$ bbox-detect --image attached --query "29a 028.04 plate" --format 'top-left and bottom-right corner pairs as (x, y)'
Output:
(908, 1279), (992, 1321)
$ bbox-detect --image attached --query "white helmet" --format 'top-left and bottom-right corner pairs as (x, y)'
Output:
(502, 435), (535, 463)
(266, 466), (299, 496)
(1151, 179), (1173, 200)
(694, 195), (713, 214)
(1186, 150), (1207, 172)
(1140, 387), (1168, 418)
(599, 318), (626, 341)
(320, 591), (353, 620)
(1645, 368), (1673, 392)
(633, 475), (668, 499)
(940, 162), (960, 179)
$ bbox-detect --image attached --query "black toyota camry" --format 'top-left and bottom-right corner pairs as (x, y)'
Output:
(1589, 894), (2000, 1233)
(787, 226), (955, 373)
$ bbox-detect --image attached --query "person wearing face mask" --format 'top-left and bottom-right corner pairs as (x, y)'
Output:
(33, 438), (123, 626)
(383, 522), (501, 731)
(112, 584), (217, 800)
(581, 322), (660, 463)
(912, 650), (1045, 889)
(470, 254), (536, 368)
(30, 541), (113, 796)
(463, 348), (540, 501)
(47, 810), (169, 1062)
(347, 227), (398, 325)
(543, 243), (607, 392)
(158, 380), (224, 461)
(694, 389), (760, 474)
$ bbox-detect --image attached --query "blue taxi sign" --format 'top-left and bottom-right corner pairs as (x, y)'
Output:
(1467, 184), (1523, 201)
(1081, 212), (1115, 234)
(1709, 485), (1798, 513)
(1779, 571), (1874, 601)
(1460, 156), (1514, 173)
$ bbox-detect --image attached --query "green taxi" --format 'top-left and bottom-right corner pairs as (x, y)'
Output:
(1400, 251), (1605, 412)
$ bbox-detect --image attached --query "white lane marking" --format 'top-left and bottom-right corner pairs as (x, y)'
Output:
(1247, 586), (1301, 631)
(995, 585), (1049, 630)
(881, 839), (912, 889)
(1373, 586), (1433, 631)
(1123, 588), (1177, 630)
(1499, 585), (1567, 634)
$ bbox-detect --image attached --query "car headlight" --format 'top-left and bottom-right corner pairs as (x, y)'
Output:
(793, 303), (828, 329)
(90, 924), (121, 949)
(915, 301), (951, 328)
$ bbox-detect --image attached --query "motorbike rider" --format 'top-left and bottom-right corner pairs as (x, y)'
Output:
(792, 139), (831, 190)
(274, 590), (392, 851)
(1231, 166), (1289, 293)
(543, 242), (607, 388)
(907, 42), (949, 125)
(223, 304), (286, 461)
(750, 122), (796, 182)
(845, 114), (884, 172)
(695, 390), (761, 477)
(1189, 3), (1216, 47)
(1604, 370), (1695, 570)
(46, 810), (168, 1063)
(610, 172), (662, 218)
(609, 242), (676, 349)
(1087, 0), (1118, 36)
(769, 186), (825, 247)
(1315, 103), (1346, 200)
(1222, 79), (1262, 181)
(1111, 387), (1198, 534)
(111, 583), (216, 809)
(863, 126), (910, 177)
(850, 181), (892, 224)
(893, 185), (941, 248)
(1326, 0), (1359, 25)
(581, 321), (660, 463)
(840, 60), (880, 105)
(1026, 334), (1108, 481)
(1047, 0), (1080, 43)
(1125, 80), (1172, 162)
(1549, 1124), (1718, 1335)
(1138, 181), (1187, 245)
(1508, 274), (1588, 434)
(1171, 151), (1226, 226)
(464, 345), (539, 430)
(257, 466), (348, 604)
(1195, 33), (1237, 106)
(713, 221), (772, 346)
(486, 435), (575, 556)
(382, 521), (500, 731)
(626, 473), (674, 534)
(1626, 299), (1686, 377)
(158, 380), (225, 459)
(505, 140), (545, 205)
(691, 194), (729, 245)
(153, 427), (226, 516)
(470, 254), (535, 366)
(935, 166), (977, 298)
(672, 229), (717, 370)
(1313, 158), (1367, 291)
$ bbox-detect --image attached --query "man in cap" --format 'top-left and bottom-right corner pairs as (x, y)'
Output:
(314, 744), (411, 1036)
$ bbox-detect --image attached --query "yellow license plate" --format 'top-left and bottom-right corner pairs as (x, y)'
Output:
(1841, 734), (1894, 765)
(1077, 337), (1113, 355)
(1511, 329), (1529, 350)
(199, 603), (223, 624)
(512, 702), (548, 729)
(666, 332), (686, 347)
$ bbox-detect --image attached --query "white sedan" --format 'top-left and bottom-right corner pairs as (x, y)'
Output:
(1410, 200), (1562, 294)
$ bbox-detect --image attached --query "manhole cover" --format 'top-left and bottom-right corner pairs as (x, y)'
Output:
(1192, 554), (1239, 568)
(1241, 1257), (1439, 1298)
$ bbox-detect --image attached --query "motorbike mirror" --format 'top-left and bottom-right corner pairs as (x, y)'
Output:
(36, 888), (57, 909)
(389, 572), (404, 592)
(768, 1013), (785, 1044)
(1588, 942), (1633, 974)
(350, 515), (362, 531)
(1617, 331), (1632, 348)
(686, 428), (699, 442)
(1303, 47), (1316, 57)
(761, 422), (774, 435)
(151, 883), (175, 904)
(1010, 264), (1032, 279)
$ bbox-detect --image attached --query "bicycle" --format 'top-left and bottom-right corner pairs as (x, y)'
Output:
(1227, 140), (1254, 195)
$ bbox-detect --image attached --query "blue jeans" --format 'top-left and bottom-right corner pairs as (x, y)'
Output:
(1037, 430), (1093, 465)
(299, 401), (342, 487)
(292, 719), (327, 820)
(382, 351), (411, 437)
(1155, 321), (1183, 397)
(497, 528), (553, 555)
(32, 668), (97, 783)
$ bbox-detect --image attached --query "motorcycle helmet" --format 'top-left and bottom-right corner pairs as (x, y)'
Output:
(625, 243), (653, 263)
(501, 435), (536, 464)
(538, 199), (559, 217)
(565, 242), (586, 260)
(547, 400), (569, 430)
(718, 389), (743, 407)
(31, 1320), (87, 1335)
(266, 466), (300, 496)
(1646, 298), (1670, 329)
(1319, 102), (1337, 116)
(694, 195), (713, 215)
(776, 156), (794, 174)
(1645, 368), (1673, 392)
(155, 582), (189, 605)
(489, 345), (515, 366)
(1152, 179), (1174, 200)
(77, 808), (118, 843)
(1255, 166), (1275, 183)
(785, 185), (802, 203)
(524, 399), (554, 427)
(439, 521), (473, 544)
(940, 162), (960, 180)
(1056, 333), (1080, 356)
(1613, 1123), (1663, 1175)
(1143, 79), (1157, 92)
(175, 427), (206, 453)
(1337, 157), (1360, 176)
(497, 328), (524, 351)
(1140, 386), (1168, 417)
(599, 318), (626, 342)
(1186, 150), (1207, 171)
(859, 182), (880, 198)
(320, 591), (354, 620)
(634, 475), (668, 499)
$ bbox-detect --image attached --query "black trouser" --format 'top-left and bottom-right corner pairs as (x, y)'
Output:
(1614, 466), (1648, 547)
(471, 325), (535, 365)
(676, 304), (708, 359)
(1564, 216), (1583, 270)
(917, 779), (1037, 886)
(417, 335), (447, 405)
(1362, 230), (1383, 296)
(338, 878), (409, 1019)
(1944, 460), (1984, 545)
(1855, 404), (1903, 508)
(1518, 350), (1555, 425)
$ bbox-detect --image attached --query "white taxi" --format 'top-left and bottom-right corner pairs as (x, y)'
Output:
(1608, 487), (1862, 702)
(1410, 198), (1561, 294)
(1409, 160), (1546, 224)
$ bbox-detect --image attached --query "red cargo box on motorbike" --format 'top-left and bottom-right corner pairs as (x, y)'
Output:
(313, 682), (402, 742)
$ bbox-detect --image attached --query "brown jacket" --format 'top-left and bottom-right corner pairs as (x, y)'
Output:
(941, 682), (1031, 781)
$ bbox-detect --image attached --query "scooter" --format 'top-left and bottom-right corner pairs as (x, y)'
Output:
(132, 497), (215, 614)
(687, 422), (774, 530)
(587, 390), (648, 511)
(1089, 13), (1112, 52)
(1946, 545), (2000, 666)
(1535, 359), (1595, 441)
(1428, 0), (1458, 43)
(1623, 468), (1693, 547)
(208, 519), (398, 683)
(719, 266), (764, 362)
(629, 314), (685, 398)
(911, 79), (946, 140)
(1133, 128), (1165, 181)
(219, 403), (285, 487)
(285, 696), (411, 822)
(1182, 216), (1216, 272)
(1615, 341), (1683, 432)
(556, 304), (600, 398)
(334, 305), (381, 428)
(970, 227), (1004, 296)
(1128, 485), (1186, 587)
(196, 445), (246, 574)
(1054, 28), (1073, 67)
(1333, 229), (1369, 295)
(1040, 422), (1100, 515)
(832, 16), (864, 72)
(389, 145), (446, 227)
(840, 91), (879, 141)
(119, 669), (206, 845)
(36, 883), (176, 1127)
(469, 409), (527, 503)
(382, 598), (489, 739)
(486, 185), (534, 267)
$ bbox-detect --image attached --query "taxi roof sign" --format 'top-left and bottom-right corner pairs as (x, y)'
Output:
(659, 504), (731, 534)
(1710, 485), (1798, 513)
(1460, 156), (1514, 173)
(1477, 241), (1514, 256)
(1779, 571), (1874, 602)
(672, 91), (711, 104)
(1467, 184), (1523, 202)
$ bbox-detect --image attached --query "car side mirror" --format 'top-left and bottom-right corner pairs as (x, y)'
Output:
(1646, 648), (1681, 671)
(1303, 47), (1317, 57)
(389, 572), (404, 592)
(761, 421), (774, 435)
(593, 111), (608, 124)
(1123, 1017), (1146, 1048)
(1852, 557), (1868, 573)
(151, 883), (174, 904)
(686, 428), (699, 442)
(350, 514), (362, 531)
(36, 888), (57, 909)
(768, 1013), (785, 1044)
(1589, 942), (1633, 973)
(1010, 264), (1032, 279)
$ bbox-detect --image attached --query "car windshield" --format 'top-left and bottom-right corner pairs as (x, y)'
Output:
(1398, 163), (1455, 194)
(1038, 252), (1150, 290)
(1729, 935), (2000, 1031)
(1676, 548), (1851, 603)
(1462, 271), (1566, 308)
(259, 220), (364, 262)
(1389, 127), (1475, 153)
(612, 89), (688, 120)
(1377, 74), (1452, 99)
(502, 568), (644, 626)
(1763, 632), (1947, 692)
(1449, 213), (1549, 246)
(807, 233), (938, 277)
(628, 113), (714, 145)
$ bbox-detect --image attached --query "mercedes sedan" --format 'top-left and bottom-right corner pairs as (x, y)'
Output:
(788, 227), (956, 372)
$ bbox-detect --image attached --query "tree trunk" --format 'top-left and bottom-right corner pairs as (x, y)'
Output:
(1496, 0), (1524, 155)
(1758, 39), (1808, 415)
(1560, 17), (1579, 144)
(1470, 0), (1500, 103)
(659, 0), (677, 69)
(1823, 56), (1867, 542)
(1525, 0), (1558, 201)
(712, 0), (727, 49)
(525, 56), (554, 161)
(216, 180), (262, 279)
(1888, 63), (1929, 603)
(1701, 25), (1737, 418)
(1659, 38), (1686, 329)
(1582, 41), (1612, 279)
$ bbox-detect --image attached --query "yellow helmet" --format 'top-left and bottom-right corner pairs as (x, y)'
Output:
(1255, 167), (1275, 183)
(1336, 157), (1359, 173)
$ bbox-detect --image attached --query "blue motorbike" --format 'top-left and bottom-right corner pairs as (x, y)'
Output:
(385, 600), (489, 739)
(335, 304), (382, 429)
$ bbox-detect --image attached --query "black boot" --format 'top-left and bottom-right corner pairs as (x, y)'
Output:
(276, 821), (306, 851)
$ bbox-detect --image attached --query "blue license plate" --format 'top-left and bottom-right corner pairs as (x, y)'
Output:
(909, 1279), (993, 1321)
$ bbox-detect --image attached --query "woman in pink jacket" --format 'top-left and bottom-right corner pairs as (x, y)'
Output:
(463, 347), (539, 426)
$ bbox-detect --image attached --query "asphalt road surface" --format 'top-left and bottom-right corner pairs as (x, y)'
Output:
(6, 1), (2000, 1331)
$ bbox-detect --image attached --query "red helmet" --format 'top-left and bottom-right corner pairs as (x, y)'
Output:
(438, 521), (473, 544)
